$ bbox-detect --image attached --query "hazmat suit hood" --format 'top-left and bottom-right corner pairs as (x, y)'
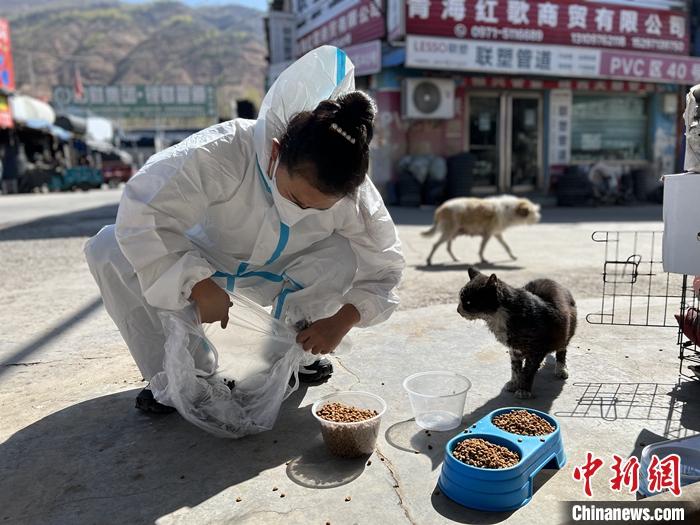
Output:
(253, 46), (356, 176)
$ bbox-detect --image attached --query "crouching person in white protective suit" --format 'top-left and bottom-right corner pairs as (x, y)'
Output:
(85, 46), (405, 414)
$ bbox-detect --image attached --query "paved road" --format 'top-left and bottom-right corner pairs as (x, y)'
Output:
(0, 188), (122, 227)
(4, 191), (696, 525)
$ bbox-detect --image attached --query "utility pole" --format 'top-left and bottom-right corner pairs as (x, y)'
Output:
(27, 51), (36, 88)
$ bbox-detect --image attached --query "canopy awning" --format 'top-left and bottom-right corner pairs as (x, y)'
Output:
(87, 139), (133, 164)
(50, 125), (72, 141)
(55, 113), (87, 135)
(86, 116), (114, 142)
(10, 95), (55, 126)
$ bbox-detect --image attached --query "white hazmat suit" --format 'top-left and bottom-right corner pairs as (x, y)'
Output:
(85, 47), (405, 380)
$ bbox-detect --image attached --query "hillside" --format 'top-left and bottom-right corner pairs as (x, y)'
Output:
(3, 0), (267, 118)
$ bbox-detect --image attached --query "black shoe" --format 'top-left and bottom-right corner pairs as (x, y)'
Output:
(297, 358), (333, 384)
(135, 387), (176, 414)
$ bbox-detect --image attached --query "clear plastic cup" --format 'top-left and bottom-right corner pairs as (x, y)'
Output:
(312, 391), (387, 458)
(403, 371), (471, 431)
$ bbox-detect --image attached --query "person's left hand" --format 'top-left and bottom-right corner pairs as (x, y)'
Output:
(296, 304), (360, 355)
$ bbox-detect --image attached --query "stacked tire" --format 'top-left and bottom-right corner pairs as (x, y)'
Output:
(446, 153), (474, 199)
(556, 166), (593, 206)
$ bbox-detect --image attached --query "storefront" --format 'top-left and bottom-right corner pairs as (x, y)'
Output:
(267, 0), (695, 199)
(368, 0), (694, 198)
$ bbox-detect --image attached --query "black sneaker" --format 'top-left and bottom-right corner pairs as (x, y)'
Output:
(297, 358), (333, 384)
(135, 387), (176, 414)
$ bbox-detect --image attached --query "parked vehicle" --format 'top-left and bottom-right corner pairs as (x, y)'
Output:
(101, 149), (134, 187)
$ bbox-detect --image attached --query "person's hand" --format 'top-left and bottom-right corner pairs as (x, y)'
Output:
(189, 278), (232, 328)
(296, 304), (360, 355)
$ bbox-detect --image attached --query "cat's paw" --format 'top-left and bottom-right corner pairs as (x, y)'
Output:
(515, 389), (532, 399)
(505, 380), (518, 392)
(555, 363), (569, 379)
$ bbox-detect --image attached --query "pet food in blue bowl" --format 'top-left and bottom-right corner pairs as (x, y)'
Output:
(438, 407), (566, 511)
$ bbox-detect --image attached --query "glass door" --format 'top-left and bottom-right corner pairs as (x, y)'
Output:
(468, 95), (501, 192)
(467, 92), (543, 193)
(507, 95), (543, 191)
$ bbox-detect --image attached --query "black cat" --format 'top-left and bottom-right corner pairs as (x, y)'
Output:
(458, 268), (577, 399)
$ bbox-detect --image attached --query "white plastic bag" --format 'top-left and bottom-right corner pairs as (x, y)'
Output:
(150, 292), (317, 438)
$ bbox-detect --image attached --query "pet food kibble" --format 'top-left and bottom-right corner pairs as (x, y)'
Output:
(492, 410), (555, 436)
(453, 438), (520, 469)
(316, 402), (382, 458)
(235, 497), (242, 502)
(345, 496), (352, 502)
(316, 402), (378, 423)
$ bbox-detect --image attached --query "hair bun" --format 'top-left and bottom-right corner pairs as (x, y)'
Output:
(335, 91), (376, 144)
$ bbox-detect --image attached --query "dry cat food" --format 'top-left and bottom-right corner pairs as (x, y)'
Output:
(316, 402), (378, 423)
(452, 438), (520, 469)
(316, 402), (380, 458)
(492, 410), (555, 436)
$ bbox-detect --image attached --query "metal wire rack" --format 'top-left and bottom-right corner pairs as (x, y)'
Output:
(677, 274), (700, 382)
(586, 231), (685, 328)
(587, 230), (699, 382)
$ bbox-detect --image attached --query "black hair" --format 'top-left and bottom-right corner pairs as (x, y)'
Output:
(278, 90), (376, 197)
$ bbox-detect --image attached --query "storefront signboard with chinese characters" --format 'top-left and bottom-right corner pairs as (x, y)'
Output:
(549, 89), (572, 165)
(405, 35), (700, 85)
(51, 84), (217, 119)
(387, 0), (406, 41)
(0, 18), (15, 91)
(296, 0), (385, 56)
(345, 40), (382, 76)
(405, 0), (688, 55)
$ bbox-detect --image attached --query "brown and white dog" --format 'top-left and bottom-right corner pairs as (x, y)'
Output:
(422, 195), (541, 266)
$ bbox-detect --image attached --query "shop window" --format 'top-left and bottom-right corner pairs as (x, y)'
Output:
(571, 95), (648, 162)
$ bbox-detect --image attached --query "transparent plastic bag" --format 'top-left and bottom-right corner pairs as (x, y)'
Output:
(150, 292), (317, 438)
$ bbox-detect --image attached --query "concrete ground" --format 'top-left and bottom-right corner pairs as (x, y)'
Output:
(1, 189), (698, 524)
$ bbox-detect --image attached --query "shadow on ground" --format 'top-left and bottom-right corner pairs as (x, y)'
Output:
(0, 296), (103, 379)
(554, 378), (700, 440)
(0, 385), (343, 524)
(414, 262), (524, 273)
(384, 358), (566, 523)
(0, 203), (118, 241)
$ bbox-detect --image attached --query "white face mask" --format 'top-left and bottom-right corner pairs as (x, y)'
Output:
(269, 157), (324, 226)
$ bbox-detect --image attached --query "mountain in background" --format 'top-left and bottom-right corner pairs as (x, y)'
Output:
(2, 0), (267, 120)
(145, 0), (268, 10)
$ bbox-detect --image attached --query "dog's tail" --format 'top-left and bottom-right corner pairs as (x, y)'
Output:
(421, 223), (438, 237)
(421, 207), (444, 237)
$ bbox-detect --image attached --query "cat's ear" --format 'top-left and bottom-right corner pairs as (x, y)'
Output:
(468, 267), (480, 280)
(487, 273), (498, 287)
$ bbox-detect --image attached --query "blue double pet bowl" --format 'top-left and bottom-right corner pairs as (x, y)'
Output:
(438, 407), (566, 512)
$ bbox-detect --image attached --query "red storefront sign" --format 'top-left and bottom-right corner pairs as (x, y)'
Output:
(600, 50), (700, 84)
(405, 0), (688, 55)
(461, 76), (659, 93)
(0, 18), (15, 91)
(297, 0), (385, 56)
